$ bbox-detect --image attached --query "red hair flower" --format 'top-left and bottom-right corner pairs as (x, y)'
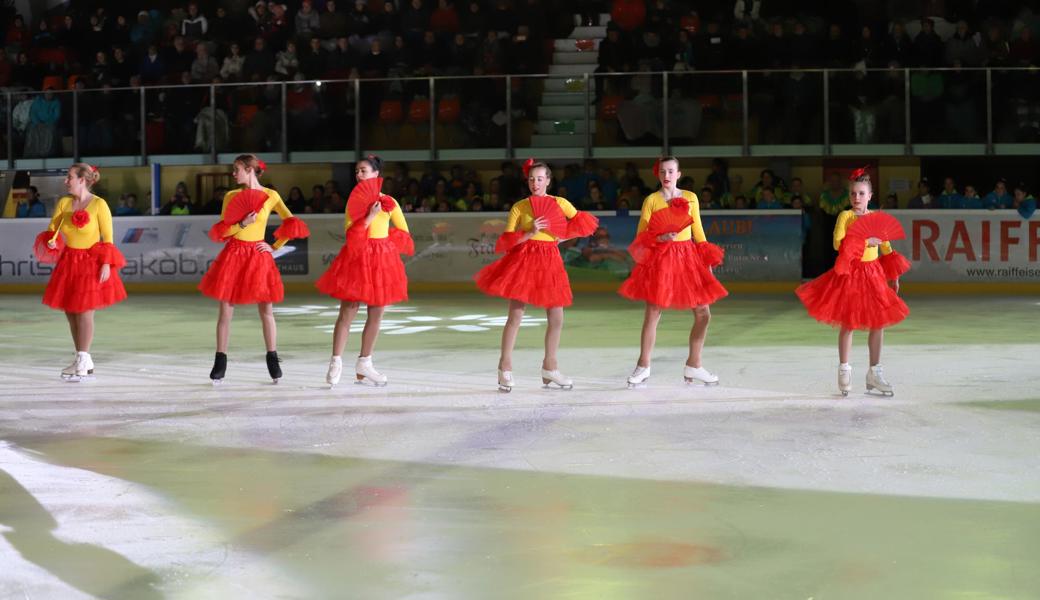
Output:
(522, 158), (535, 178)
(89, 164), (99, 173)
(256, 159), (267, 171)
(652, 158), (661, 179)
(848, 166), (869, 181)
(71, 209), (90, 228)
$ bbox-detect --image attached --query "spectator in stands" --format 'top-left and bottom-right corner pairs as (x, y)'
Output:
(1010, 27), (1038, 67)
(244, 36), (276, 80)
(32, 19), (56, 50)
(286, 186), (307, 212)
(908, 178), (937, 208)
(962, 185), (983, 208)
(757, 187), (783, 209)
(182, 2), (209, 43)
(938, 177), (963, 208)
(882, 192), (899, 209)
(165, 35), (195, 77)
(751, 169), (783, 204)
(110, 15), (133, 49)
(192, 43), (220, 82)
(115, 193), (142, 217)
(296, 0), (321, 41)
(160, 182), (192, 215)
(15, 186), (46, 218)
(209, 7), (232, 43)
(300, 36), (329, 77)
(732, 194), (749, 209)
(946, 20), (984, 67)
(220, 43), (245, 81)
(699, 186), (720, 210)
(818, 171), (850, 215)
(460, 1), (486, 38)
(139, 44), (165, 84)
(789, 20), (817, 67)
(785, 177), (809, 207)
(131, 10), (158, 49)
(24, 88), (61, 158)
(1012, 182), (1036, 213)
(275, 40), (301, 76)
(110, 47), (134, 86)
(5, 15), (30, 55)
(883, 21), (914, 66)
(915, 18), (944, 67)
(983, 178), (1012, 209)
(984, 24), (1011, 67)
(359, 38), (389, 77)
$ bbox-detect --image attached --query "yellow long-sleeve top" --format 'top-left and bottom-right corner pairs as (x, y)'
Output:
(504, 196), (578, 240)
(834, 210), (893, 261)
(219, 187), (293, 247)
(636, 190), (707, 242)
(344, 195), (409, 237)
(48, 195), (114, 249)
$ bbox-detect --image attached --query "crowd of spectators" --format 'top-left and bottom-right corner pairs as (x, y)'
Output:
(2, 1), (1038, 157)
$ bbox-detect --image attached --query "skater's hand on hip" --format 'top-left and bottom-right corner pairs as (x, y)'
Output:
(98, 263), (110, 283)
(866, 237), (882, 247)
(240, 211), (258, 227)
(657, 232), (678, 242)
(888, 278), (900, 294)
(255, 241), (274, 254)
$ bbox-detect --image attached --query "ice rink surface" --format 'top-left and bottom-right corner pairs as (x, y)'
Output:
(1, 293), (1038, 599)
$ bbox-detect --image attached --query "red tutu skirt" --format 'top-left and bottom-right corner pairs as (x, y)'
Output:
(316, 237), (408, 306)
(199, 238), (284, 304)
(42, 247), (127, 313)
(619, 240), (728, 309)
(474, 240), (572, 308)
(796, 260), (909, 330)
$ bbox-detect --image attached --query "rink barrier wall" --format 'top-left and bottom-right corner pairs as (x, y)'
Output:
(1, 211), (1037, 293)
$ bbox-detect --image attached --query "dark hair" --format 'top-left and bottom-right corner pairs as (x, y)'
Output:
(234, 154), (265, 176)
(359, 154), (383, 174)
(658, 155), (680, 170)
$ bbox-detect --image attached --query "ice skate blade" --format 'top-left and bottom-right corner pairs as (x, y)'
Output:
(63, 374), (95, 383)
(271, 378), (280, 385)
(355, 376), (388, 387)
(211, 378), (224, 386)
(542, 380), (573, 390)
(841, 390), (849, 397)
(684, 378), (718, 386)
(627, 381), (648, 389)
(497, 384), (513, 393)
(866, 386), (894, 396)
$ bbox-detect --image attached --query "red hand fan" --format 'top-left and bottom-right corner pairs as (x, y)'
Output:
(347, 177), (385, 223)
(837, 212), (906, 271)
(647, 201), (693, 236)
(222, 188), (269, 225)
(530, 195), (568, 238)
(845, 211), (905, 243)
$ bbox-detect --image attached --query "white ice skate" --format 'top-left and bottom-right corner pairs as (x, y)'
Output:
(60, 355), (79, 380)
(497, 369), (514, 393)
(627, 365), (651, 388)
(541, 369), (573, 390)
(838, 363), (852, 396)
(355, 356), (387, 386)
(64, 352), (94, 382)
(684, 365), (718, 386)
(326, 356), (343, 387)
(866, 364), (893, 396)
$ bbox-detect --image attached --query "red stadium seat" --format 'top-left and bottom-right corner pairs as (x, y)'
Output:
(379, 100), (404, 123)
(437, 97), (461, 123)
(407, 98), (431, 124)
(599, 95), (623, 120)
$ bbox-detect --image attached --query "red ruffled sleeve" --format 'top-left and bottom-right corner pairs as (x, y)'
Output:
(564, 211), (599, 239)
(33, 231), (64, 264)
(273, 216), (310, 240)
(494, 231), (524, 254)
(879, 251), (911, 280)
(208, 220), (232, 243)
(90, 242), (127, 269)
(626, 230), (659, 264)
(696, 241), (725, 267)
(388, 228), (415, 256)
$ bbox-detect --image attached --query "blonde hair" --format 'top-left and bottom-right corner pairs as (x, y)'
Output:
(527, 161), (552, 179)
(70, 162), (101, 188)
(234, 153), (266, 177)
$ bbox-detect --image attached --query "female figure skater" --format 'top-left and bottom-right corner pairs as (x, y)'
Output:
(619, 157), (727, 387)
(795, 169), (910, 396)
(34, 163), (127, 381)
(316, 154), (413, 387)
(200, 154), (310, 384)
(474, 159), (598, 392)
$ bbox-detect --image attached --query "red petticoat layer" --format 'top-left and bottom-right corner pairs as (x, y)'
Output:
(619, 240), (728, 309)
(796, 259), (909, 330)
(315, 236), (409, 306)
(474, 240), (572, 308)
(42, 246), (127, 313)
(198, 238), (284, 304)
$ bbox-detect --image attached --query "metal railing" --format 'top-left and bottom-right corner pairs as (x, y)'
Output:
(3, 65), (1037, 166)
